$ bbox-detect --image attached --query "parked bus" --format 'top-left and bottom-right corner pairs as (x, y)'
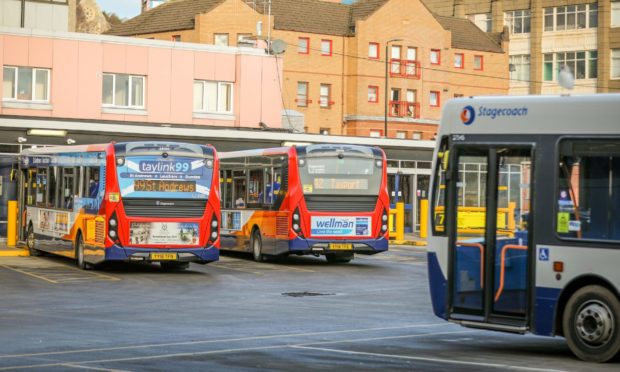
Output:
(21, 141), (220, 270)
(428, 94), (620, 362)
(218, 144), (389, 263)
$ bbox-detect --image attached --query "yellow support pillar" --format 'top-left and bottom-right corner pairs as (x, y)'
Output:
(508, 201), (516, 231)
(7, 200), (17, 247)
(395, 202), (405, 242)
(420, 199), (428, 239)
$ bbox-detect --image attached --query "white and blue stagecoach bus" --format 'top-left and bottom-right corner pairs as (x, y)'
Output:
(428, 94), (620, 362)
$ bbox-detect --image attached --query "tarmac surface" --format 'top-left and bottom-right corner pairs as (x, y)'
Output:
(0, 245), (618, 371)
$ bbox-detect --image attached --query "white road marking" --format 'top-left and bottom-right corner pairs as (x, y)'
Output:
(61, 363), (131, 372)
(290, 346), (568, 372)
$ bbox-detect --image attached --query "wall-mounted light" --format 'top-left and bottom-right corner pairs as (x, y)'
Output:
(17, 137), (27, 143)
(66, 138), (76, 145)
(27, 129), (68, 137)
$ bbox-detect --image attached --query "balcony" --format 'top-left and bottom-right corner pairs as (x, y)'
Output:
(389, 59), (421, 79)
(389, 101), (420, 118)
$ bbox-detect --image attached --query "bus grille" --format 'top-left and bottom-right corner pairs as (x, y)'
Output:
(276, 215), (289, 236)
(304, 195), (377, 212)
(122, 199), (207, 218)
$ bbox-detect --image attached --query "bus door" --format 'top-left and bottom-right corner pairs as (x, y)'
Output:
(448, 145), (532, 326)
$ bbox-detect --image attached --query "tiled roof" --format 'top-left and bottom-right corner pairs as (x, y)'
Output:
(270, 0), (351, 36)
(106, 0), (226, 36)
(434, 15), (504, 53)
(350, 0), (389, 23)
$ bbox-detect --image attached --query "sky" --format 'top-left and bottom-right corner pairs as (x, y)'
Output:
(96, 0), (141, 19)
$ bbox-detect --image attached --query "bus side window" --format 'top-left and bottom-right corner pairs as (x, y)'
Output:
(36, 168), (47, 207)
(83, 167), (100, 198)
(27, 169), (37, 206)
(233, 170), (247, 208)
(47, 166), (58, 208)
(248, 168), (264, 206)
(264, 168), (274, 205)
(61, 167), (75, 209)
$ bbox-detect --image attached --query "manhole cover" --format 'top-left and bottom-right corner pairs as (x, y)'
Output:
(282, 291), (335, 297)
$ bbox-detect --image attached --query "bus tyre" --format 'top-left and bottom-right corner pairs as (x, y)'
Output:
(563, 285), (620, 362)
(26, 225), (42, 256)
(75, 234), (92, 270)
(161, 261), (190, 271)
(252, 230), (264, 262)
(325, 252), (353, 264)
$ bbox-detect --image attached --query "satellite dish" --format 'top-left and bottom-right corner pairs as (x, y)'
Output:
(270, 39), (287, 55)
(558, 65), (574, 90)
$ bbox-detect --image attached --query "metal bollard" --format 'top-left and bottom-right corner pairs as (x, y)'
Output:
(7, 200), (17, 247)
(395, 202), (404, 242)
(420, 199), (428, 239)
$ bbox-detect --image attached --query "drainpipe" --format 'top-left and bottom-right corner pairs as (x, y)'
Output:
(21, 0), (26, 28)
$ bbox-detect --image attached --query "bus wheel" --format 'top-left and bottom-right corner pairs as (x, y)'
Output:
(75, 234), (92, 270)
(161, 262), (190, 271)
(252, 230), (264, 262)
(563, 285), (620, 362)
(26, 225), (42, 256)
(325, 252), (353, 264)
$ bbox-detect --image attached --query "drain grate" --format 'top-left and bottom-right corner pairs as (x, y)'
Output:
(282, 291), (335, 297)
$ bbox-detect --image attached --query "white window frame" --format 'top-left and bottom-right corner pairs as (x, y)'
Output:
(368, 42), (379, 59)
(296, 81), (309, 107)
(544, 4), (598, 32)
(193, 80), (233, 114)
(613, 2), (620, 28)
(454, 53), (463, 68)
(369, 130), (382, 138)
(395, 131), (406, 139)
(543, 51), (598, 81)
(102, 73), (145, 109)
(504, 10), (531, 34)
(214, 33), (229, 47)
(509, 54), (530, 82)
(2, 66), (50, 102)
(319, 84), (331, 108)
(467, 13), (492, 32)
(612, 49), (620, 79)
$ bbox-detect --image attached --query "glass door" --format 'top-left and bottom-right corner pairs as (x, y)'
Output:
(449, 146), (532, 321)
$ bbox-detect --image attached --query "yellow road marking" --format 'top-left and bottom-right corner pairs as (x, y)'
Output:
(0, 264), (58, 284)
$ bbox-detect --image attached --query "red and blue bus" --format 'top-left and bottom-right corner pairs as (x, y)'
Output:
(218, 144), (389, 263)
(21, 141), (220, 270)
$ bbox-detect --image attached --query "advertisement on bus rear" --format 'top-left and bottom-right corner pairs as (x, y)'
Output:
(129, 222), (200, 245)
(117, 156), (212, 199)
(310, 216), (371, 237)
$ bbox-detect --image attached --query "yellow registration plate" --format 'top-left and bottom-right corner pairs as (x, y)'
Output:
(150, 253), (178, 260)
(330, 243), (353, 250)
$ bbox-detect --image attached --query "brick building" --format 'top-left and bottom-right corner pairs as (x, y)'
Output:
(108, 0), (509, 139)
(424, 0), (619, 95)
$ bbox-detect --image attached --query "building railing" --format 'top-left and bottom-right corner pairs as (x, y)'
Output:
(389, 101), (420, 118)
(389, 59), (421, 79)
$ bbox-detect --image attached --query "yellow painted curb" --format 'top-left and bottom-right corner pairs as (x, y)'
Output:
(391, 240), (427, 246)
(0, 247), (30, 257)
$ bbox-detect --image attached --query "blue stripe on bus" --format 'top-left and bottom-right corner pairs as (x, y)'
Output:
(427, 251), (448, 319)
(534, 286), (561, 336)
(288, 237), (389, 252)
(105, 244), (220, 263)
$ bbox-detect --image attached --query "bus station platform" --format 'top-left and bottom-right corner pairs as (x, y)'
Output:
(0, 243), (29, 257)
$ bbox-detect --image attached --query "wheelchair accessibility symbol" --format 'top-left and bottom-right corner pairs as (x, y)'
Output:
(538, 247), (549, 261)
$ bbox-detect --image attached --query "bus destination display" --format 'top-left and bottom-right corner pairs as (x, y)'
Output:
(313, 178), (368, 190)
(134, 180), (196, 193)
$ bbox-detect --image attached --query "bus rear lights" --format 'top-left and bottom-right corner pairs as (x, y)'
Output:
(207, 215), (219, 245)
(211, 232), (218, 240)
(293, 224), (300, 231)
(108, 213), (119, 241)
(211, 219), (218, 228)
(116, 157), (125, 166)
(109, 230), (117, 239)
(205, 159), (213, 168)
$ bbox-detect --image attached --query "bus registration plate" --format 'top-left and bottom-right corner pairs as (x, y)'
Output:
(150, 253), (178, 260)
(329, 243), (352, 250)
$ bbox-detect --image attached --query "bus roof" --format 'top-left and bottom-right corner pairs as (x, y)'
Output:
(439, 94), (620, 136)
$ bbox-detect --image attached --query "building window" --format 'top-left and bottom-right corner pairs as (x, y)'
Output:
(321, 39), (332, 56)
(430, 91), (440, 107)
(368, 42), (379, 59)
(396, 131), (406, 139)
(193, 80), (233, 113)
(102, 73), (145, 108)
(543, 51), (598, 81)
(320, 128), (330, 135)
(430, 49), (441, 65)
(454, 53), (464, 68)
(390, 45), (402, 75)
(504, 10), (531, 34)
(2, 66), (50, 102)
(368, 85), (378, 103)
(613, 2), (620, 27)
(171, 35), (181, 42)
(467, 13), (491, 32)
(612, 49), (620, 79)
(474, 55), (483, 71)
(544, 4), (598, 31)
(214, 33), (229, 46)
(369, 130), (383, 138)
(509, 55), (530, 82)
(319, 84), (332, 108)
(237, 33), (252, 45)
(412, 131), (422, 140)
(298, 37), (309, 54)
(296, 82), (309, 107)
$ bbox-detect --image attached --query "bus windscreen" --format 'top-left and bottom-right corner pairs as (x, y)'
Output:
(117, 156), (212, 199)
(298, 156), (381, 195)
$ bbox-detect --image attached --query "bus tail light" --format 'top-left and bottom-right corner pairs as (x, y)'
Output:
(207, 214), (219, 246)
(108, 213), (119, 242)
(292, 208), (304, 238)
(380, 209), (388, 236)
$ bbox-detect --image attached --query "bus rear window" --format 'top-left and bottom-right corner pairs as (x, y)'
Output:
(557, 139), (620, 241)
(298, 156), (382, 195)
